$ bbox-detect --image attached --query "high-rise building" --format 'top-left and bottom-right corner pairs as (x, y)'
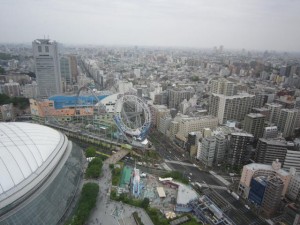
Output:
(243, 113), (265, 139)
(32, 39), (61, 97)
(255, 138), (289, 165)
(287, 170), (300, 203)
(228, 132), (253, 167)
(283, 148), (300, 172)
(69, 55), (78, 83)
(167, 88), (194, 109)
(239, 160), (292, 200)
(266, 103), (283, 125)
(176, 115), (218, 138)
(278, 108), (300, 138)
(210, 78), (236, 96)
(214, 133), (227, 165)
(261, 176), (284, 218)
(209, 93), (255, 124)
(60, 56), (72, 86)
(200, 136), (216, 167)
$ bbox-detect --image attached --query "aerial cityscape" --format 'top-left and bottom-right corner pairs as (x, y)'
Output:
(1, 1), (300, 225)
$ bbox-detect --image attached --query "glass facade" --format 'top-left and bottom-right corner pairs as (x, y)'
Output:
(0, 142), (83, 225)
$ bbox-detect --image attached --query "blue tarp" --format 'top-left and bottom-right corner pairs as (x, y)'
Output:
(49, 95), (108, 109)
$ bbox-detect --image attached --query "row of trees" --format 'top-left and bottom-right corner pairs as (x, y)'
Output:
(67, 183), (99, 225)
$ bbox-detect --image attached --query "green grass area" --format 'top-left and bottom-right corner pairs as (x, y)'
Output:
(66, 183), (99, 225)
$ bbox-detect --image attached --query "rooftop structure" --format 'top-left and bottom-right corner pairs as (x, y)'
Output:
(0, 122), (83, 224)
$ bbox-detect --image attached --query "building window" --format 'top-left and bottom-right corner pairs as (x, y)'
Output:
(45, 46), (49, 52)
(38, 46), (42, 52)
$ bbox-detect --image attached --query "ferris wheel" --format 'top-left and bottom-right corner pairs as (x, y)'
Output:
(113, 94), (151, 142)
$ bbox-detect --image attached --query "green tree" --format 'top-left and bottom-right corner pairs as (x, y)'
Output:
(141, 197), (150, 209)
(69, 183), (99, 225)
(85, 158), (102, 179)
(85, 146), (96, 157)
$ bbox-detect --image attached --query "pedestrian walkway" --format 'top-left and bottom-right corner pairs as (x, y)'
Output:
(88, 159), (154, 225)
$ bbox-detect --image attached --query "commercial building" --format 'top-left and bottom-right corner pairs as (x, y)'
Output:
(32, 39), (62, 98)
(209, 93), (255, 124)
(255, 138), (290, 165)
(243, 113), (265, 139)
(0, 122), (83, 224)
(176, 115), (218, 138)
(200, 136), (216, 167)
(238, 160), (292, 200)
(228, 132), (253, 167)
(60, 56), (72, 86)
(214, 133), (228, 165)
(261, 176), (284, 218)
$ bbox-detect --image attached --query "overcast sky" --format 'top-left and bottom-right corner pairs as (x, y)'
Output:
(1, 0), (300, 51)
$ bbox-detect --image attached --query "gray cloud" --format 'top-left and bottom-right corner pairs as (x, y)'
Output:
(0, 0), (299, 51)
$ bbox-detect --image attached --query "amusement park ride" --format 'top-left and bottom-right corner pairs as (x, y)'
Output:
(75, 86), (151, 147)
(113, 94), (151, 147)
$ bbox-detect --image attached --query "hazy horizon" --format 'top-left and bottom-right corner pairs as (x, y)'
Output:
(1, 0), (300, 52)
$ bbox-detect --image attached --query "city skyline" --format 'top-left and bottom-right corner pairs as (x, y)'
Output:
(1, 0), (300, 52)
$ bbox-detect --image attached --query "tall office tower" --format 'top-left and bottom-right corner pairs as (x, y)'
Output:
(60, 56), (72, 89)
(278, 109), (300, 138)
(228, 132), (253, 167)
(209, 93), (255, 124)
(243, 113), (265, 139)
(167, 88), (194, 109)
(255, 138), (289, 164)
(200, 136), (216, 167)
(210, 78), (236, 96)
(263, 126), (278, 139)
(266, 103), (283, 125)
(69, 55), (78, 83)
(32, 39), (61, 97)
(261, 176), (284, 218)
(214, 133), (227, 165)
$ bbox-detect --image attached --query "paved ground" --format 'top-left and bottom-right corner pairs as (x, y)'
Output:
(88, 161), (154, 225)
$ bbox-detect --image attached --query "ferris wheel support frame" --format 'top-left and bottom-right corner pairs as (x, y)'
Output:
(113, 94), (151, 142)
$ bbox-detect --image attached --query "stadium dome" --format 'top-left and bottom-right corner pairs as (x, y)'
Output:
(0, 122), (83, 225)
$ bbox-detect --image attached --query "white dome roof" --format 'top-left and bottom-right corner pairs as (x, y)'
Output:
(0, 122), (67, 206)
